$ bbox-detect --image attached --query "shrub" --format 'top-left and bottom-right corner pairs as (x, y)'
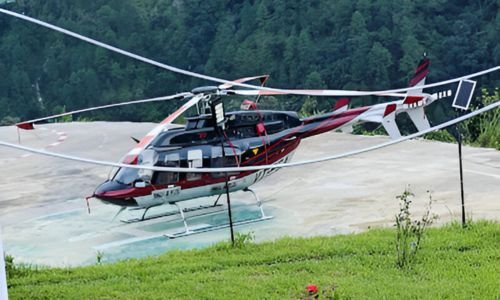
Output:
(0, 116), (20, 126)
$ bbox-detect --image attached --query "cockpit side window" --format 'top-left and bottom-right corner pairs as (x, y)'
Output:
(113, 167), (140, 185)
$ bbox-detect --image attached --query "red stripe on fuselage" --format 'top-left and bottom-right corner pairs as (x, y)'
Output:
(160, 103), (190, 125)
(136, 135), (154, 149)
(301, 107), (369, 138)
(122, 155), (138, 164)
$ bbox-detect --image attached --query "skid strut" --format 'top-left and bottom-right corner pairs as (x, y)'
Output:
(165, 188), (273, 239)
(244, 187), (267, 219)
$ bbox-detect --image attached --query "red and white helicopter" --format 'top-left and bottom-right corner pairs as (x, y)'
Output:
(0, 9), (497, 237)
(90, 57), (437, 216)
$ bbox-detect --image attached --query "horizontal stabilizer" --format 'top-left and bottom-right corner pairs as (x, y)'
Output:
(382, 104), (401, 139)
(333, 98), (349, 113)
(407, 107), (430, 132)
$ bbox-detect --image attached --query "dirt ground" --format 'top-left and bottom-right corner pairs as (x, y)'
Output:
(0, 122), (499, 266)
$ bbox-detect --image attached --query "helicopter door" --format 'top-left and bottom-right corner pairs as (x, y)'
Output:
(210, 146), (241, 178)
(154, 153), (180, 185)
(186, 149), (203, 181)
(137, 149), (158, 184)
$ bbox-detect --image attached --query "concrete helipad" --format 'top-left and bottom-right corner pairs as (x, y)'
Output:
(0, 122), (499, 266)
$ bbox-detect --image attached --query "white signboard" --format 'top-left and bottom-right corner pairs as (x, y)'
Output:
(0, 227), (8, 300)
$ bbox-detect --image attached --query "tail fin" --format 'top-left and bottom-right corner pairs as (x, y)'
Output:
(408, 55), (430, 94)
(404, 55), (431, 131)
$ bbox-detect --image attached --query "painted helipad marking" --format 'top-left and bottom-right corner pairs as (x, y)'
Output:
(56, 131), (68, 142)
(16, 127), (68, 159)
(93, 234), (166, 251)
(465, 169), (500, 179)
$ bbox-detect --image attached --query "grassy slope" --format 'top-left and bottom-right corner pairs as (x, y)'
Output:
(7, 221), (499, 299)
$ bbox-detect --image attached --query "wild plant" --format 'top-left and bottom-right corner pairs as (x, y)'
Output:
(395, 187), (437, 268)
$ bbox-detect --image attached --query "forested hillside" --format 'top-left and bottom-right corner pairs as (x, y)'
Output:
(0, 0), (498, 124)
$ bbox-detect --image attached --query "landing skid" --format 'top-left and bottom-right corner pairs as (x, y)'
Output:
(164, 187), (273, 239)
(164, 215), (273, 239)
(121, 203), (223, 224)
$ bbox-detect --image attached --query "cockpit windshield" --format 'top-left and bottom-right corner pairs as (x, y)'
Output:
(113, 167), (140, 185)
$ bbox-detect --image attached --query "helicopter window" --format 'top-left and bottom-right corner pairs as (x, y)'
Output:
(154, 153), (180, 185)
(137, 149), (158, 182)
(169, 130), (215, 145)
(113, 167), (140, 185)
(185, 119), (198, 130)
(154, 171), (178, 185)
(186, 149), (203, 181)
(151, 130), (180, 147)
(263, 121), (284, 134)
(211, 147), (240, 178)
(236, 126), (256, 138)
(242, 114), (260, 122)
(170, 133), (197, 144)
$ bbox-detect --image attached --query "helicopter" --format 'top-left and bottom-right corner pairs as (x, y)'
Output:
(15, 56), (452, 236)
(0, 8), (490, 238)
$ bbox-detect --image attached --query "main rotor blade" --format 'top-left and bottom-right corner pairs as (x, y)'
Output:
(1, 100), (499, 173)
(120, 94), (205, 164)
(218, 75), (269, 90)
(0, 8), (497, 96)
(0, 9), (260, 91)
(231, 90), (410, 98)
(16, 92), (191, 130)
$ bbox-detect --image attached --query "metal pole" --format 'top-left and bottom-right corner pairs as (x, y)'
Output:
(457, 131), (466, 228)
(225, 172), (235, 246)
(217, 126), (235, 246)
(0, 226), (9, 300)
(211, 96), (235, 246)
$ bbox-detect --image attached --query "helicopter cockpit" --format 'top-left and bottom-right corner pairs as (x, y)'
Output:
(109, 144), (242, 190)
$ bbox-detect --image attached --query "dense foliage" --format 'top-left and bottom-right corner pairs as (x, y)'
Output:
(6, 221), (499, 299)
(0, 1), (498, 124)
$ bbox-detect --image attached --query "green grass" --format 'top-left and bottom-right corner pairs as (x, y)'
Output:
(6, 221), (499, 299)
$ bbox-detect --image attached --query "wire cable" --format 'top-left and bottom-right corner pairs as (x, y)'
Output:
(1, 101), (499, 172)
(17, 92), (192, 126)
(0, 8), (498, 96)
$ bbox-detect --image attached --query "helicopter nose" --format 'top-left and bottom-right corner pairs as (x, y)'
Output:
(93, 181), (139, 207)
